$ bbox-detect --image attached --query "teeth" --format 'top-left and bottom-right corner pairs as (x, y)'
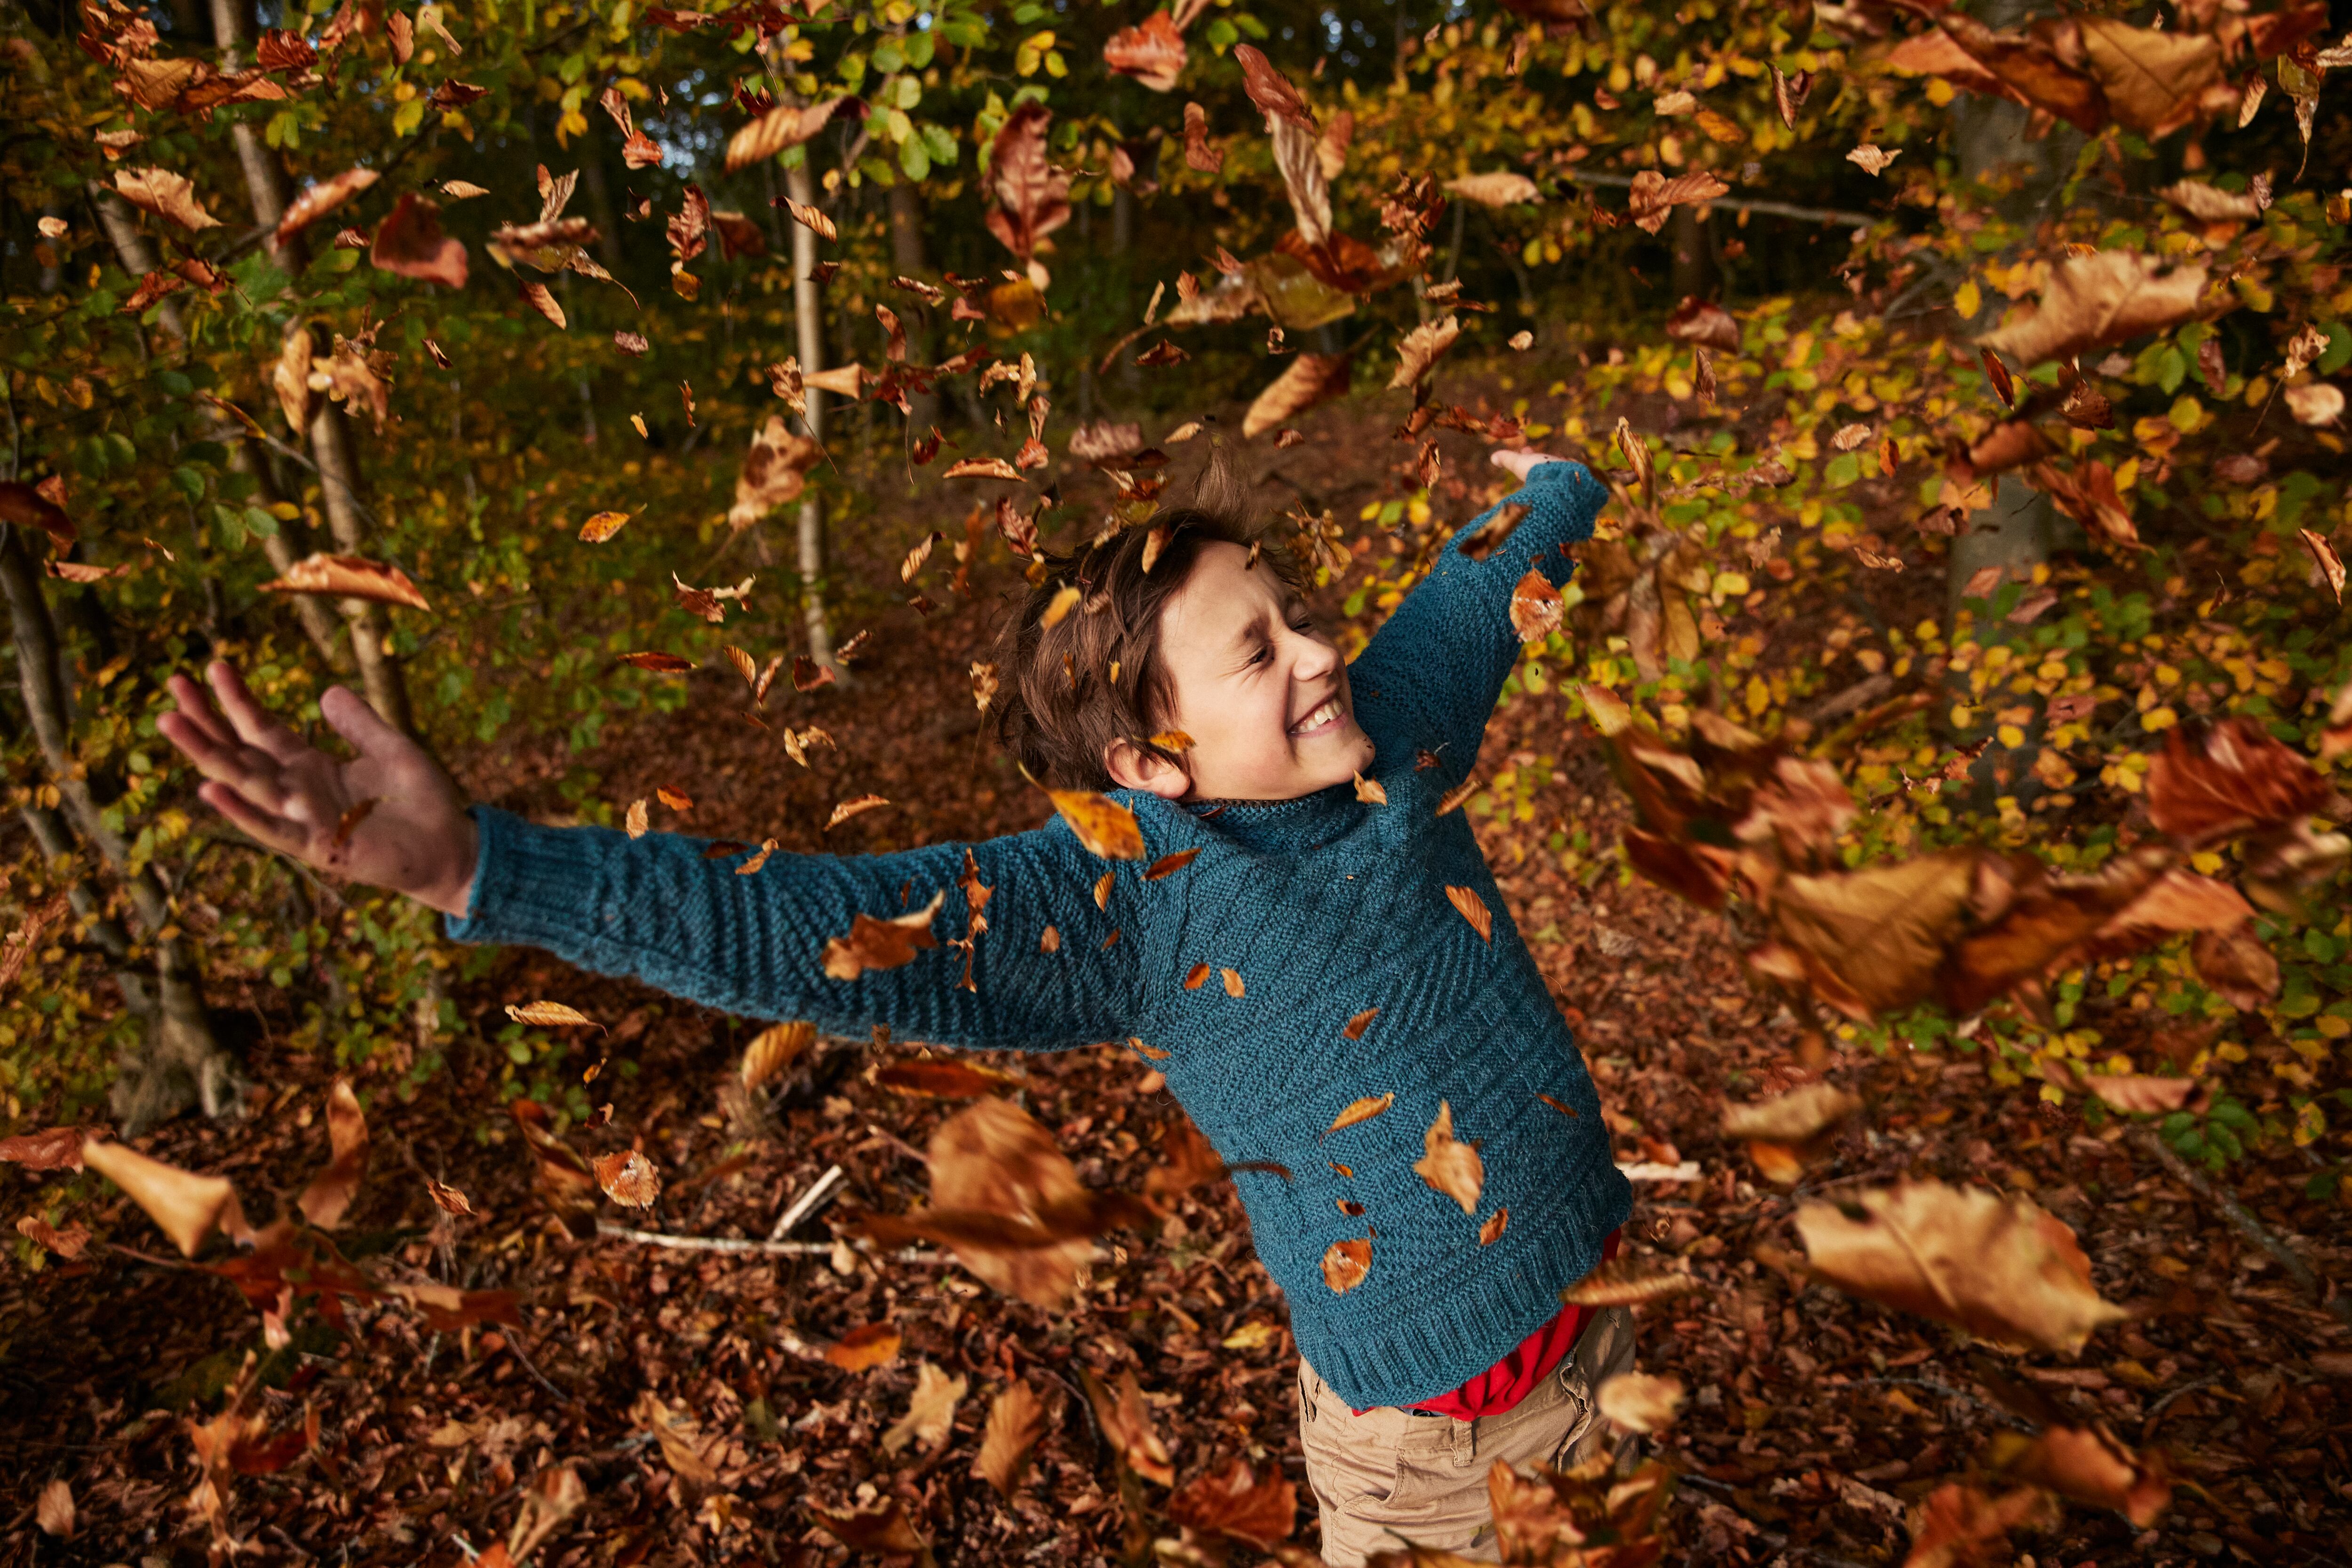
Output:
(1292, 698), (1339, 734)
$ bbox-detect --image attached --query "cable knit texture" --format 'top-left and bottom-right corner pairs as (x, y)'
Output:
(448, 459), (1630, 1410)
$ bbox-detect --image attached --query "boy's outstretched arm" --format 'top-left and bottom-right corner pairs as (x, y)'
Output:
(160, 662), (1138, 1052)
(1347, 451), (1608, 776)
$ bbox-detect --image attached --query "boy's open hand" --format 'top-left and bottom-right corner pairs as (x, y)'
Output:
(159, 661), (479, 918)
(1490, 449), (1565, 483)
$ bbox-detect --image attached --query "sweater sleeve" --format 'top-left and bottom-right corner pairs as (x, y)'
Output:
(1347, 459), (1608, 779)
(444, 805), (1139, 1051)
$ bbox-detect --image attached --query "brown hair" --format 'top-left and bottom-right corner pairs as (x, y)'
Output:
(988, 462), (1306, 791)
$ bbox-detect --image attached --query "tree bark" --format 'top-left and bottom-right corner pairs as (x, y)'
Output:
(1667, 204), (1720, 303)
(885, 182), (941, 435)
(207, 0), (414, 735)
(1, 524), (233, 1131)
(786, 158), (836, 673)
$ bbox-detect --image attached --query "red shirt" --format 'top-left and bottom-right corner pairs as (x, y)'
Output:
(1354, 1227), (1623, 1420)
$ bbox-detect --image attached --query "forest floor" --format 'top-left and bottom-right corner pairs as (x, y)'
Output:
(4, 369), (2350, 1568)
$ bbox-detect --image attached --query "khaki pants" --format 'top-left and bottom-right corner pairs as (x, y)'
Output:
(1295, 1307), (1637, 1567)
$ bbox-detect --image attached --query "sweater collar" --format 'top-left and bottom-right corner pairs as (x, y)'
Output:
(1175, 779), (1370, 854)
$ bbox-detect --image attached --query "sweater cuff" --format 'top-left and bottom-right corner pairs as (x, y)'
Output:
(444, 805), (602, 948)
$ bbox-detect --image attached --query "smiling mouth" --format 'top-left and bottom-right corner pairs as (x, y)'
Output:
(1289, 697), (1344, 737)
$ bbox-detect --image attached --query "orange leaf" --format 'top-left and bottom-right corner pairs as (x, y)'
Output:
(1445, 884), (1493, 941)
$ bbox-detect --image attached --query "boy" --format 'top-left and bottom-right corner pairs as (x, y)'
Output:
(159, 449), (1634, 1564)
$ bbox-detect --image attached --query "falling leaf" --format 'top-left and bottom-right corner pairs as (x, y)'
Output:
(944, 456), (1024, 481)
(976, 1381), (1047, 1497)
(740, 1020), (815, 1087)
(1772, 65), (1814, 127)
(18, 1215), (92, 1259)
(1321, 1236), (1372, 1293)
(576, 510), (629, 543)
(1412, 1099), (1484, 1215)
(1665, 297), (1740, 352)
(1388, 315), (1461, 389)
(114, 167), (221, 230)
(1906, 1485), (2061, 1568)
(1352, 772), (1388, 805)
(2300, 529), (2345, 602)
(882, 1361), (968, 1456)
(1243, 352), (1352, 439)
(2285, 382), (2344, 427)
(295, 1077), (369, 1229)
(1597, 1372), (1686, 1433)
(1445, 884), (1494, 942)
(1478, 1208), (1509, 1245)
(1047, 789), (1145, 858)
(80, 1139), (247, 1258)
(1447, 170), (1542, 207)
(35, 1479), (72, 1539)
(1795, 1180), (2125, 1354)
(520, 281), (566, 329)
(425, 1178), (473, 1216)
(1561, 1259), (1701, 1306)
(821, 888), (946, 982)
(1168, 1458), (1298, 1551)
(1846, 143), (1901, 174)
(1103, 9), (1185, 93)
(1723, 1082), (1864, 1143)
(1508, 330), (1534, 351)
(259, 553), (431, 611)
(824, 794), (891, 831)
(1143, 848), (1199, 880)
(723, 96), (846, 173)
(506, 1001), (603, 1029)
(818, 1322), (902, 1375)
(1325, 1092), (1395, 1137)
(0, 1127), (87, 1172)
(614, 330), (649, 356)
(1995, 1423), (2173, 1527)
(619, 651), (692, 672)
(275, 166), (379, 247)
(2146, 717), (2328, 841)
(1184, 962), (1212, 989)
(594, 1149), (661, 1208)
(370, 192), (468, 289)
(1136, 340), (1190, 367)
(1627, 168), (1728, 234)
(810, 1502), (929, 1557)
(1978, 250), (2208, 368)
(985, 103), (1071, 262)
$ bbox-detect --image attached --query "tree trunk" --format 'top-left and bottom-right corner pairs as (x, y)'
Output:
(1667, 205), (1720, 303)
(0, 525), (234, 1131)
(886, 182), (941, 436)
(787, 159), (836, 673)
(208, 0), (414, 735)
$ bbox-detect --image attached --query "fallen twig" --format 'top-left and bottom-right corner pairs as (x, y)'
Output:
(597, 1221), (943, 1263)
(2131, 1124), (2352, 1330)
(769, 1163), (847, 1241)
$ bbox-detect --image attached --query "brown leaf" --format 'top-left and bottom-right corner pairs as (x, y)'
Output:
(727, 415), (825, 527)
(1388, 315), (1461, 389)
(810, 1502), (928, 1557)
(369, 192), (467, 289)
(1081, 1366), (1177, 1485)
(882, 1360), (967, 1456)
(1561, 1259), (1701, 1306)
(1103, 9), (1185, 92)
(619, 651), (693, 672)
(1352, 771), (1387, 805)
(1232, 42), (1316, 129)
(2077, 17), (2220, 135)
(1665, 296), (1739, 351)
(631, 1392), (718, 1485)
(1144, 847), (1200, 880)
(723, 95), (846, 173)
(35, 1479), (72, 1539)
(740, 1020), (814, 1087)
(1343, 1007), (1379, 1040)
(944, 456), (1024, 481)
(1979, 251), (2208, 368)
(2191, 922), (2280, 1009)
(1412, 1099), (1484, 1215)
(898, 1099), (1095, 1308)
(1997, 1423), (2171, 1527)
(1906, 1484), (2061, 1568)
(519, 280), (566, 329)
(1614, 417), (1655, 506)
(1183, 101), (1224, 172)
(1721, 1082), (1863, 1143)
(505, 1001), (602, 1029)
(1510, 569), (1563, 644)
(984, 103), (1071, 262)
(874, 1059), (1027, 1099)
(295, 1077), (369, 1229)
(1220, 966), (1245, 998)
(2286, 382), (2345, 428)
(258, 551), (431, 611)
(1478, 1207), (1508, 1245)
(1627, 168), (1728, 234)
(1446, 170), (1541, 207)
(593, 1149), (661, 1208)
(823, 793), (890, 831)
(507, 1465), (585, 1564)
(1772, 64), (1814, 127)
(1445, 883), (1494, 941)
(1048, 789), (1145, 858)
(1596, 1371), (1685, 1433)
(275, 166), (379, 247)
(1761, 849), (1982, 1022)
(81, 1138), (248, 1257)
(2147, 717), (2328, 840)
(976, 1380), (1047, 1498)
(1795, 1180), (2125, 1354)
(575, 509), (629, 544)
(1243, 352), (1352, 439)
(425, 1178), (473, 1216)
(1325, 1092), (1394, 1137)
(821, 888), (946, 981)
(1321, 1236), (1372, 1293)
(18, 1215), (92, 1260)
(1846, 143), (1901, 174)
(1168, 1457), (1297, 1550)
(114, 166), (222, 230)
(0, 1127), (87, 1172)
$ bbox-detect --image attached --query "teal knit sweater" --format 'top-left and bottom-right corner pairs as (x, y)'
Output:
(448, 459), (1630, 1410)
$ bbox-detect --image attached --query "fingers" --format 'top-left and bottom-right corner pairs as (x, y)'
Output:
(159, 711), (291, 809)
(198, 780), (307, 856)
(1490, 448), (1554, 481)
(207, 660), (310, 765)
(319, 684), (412, 762)
(164, 671), (238, 752)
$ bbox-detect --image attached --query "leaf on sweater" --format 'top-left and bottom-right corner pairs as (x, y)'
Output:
(1144, 848), (1200, 880)
(1049, 790), (1145, 858)
(1435, 776), (1481, 816)
(1479, 1207), (1509, 1245)
(821, 889), (946, 981)
(1412, 1100), (1484, 1215)
(1324, 1092), (1394, 1138)
(976, 1380), (1047, 1498)
(1094, 870), (1115, 910)
(1342, 1007), (1379, 1040)
(1794, 1180), (2124, 1354)
(1352, 771), (1388, 805)
(1184, 962), (1212, 989)
(506, 1001), (604, 1030)
(1220, 967), (1245, 998)
(1321, 1236), (1371, 1293)
(593, 1149), (661, 1209)
(1445, 884), (1494, 942)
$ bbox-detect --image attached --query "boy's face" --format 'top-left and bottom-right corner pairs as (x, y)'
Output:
(1144, 541), (1375, 801)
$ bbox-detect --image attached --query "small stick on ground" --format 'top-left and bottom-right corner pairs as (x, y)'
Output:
(2132, 1124), (2352, 1330)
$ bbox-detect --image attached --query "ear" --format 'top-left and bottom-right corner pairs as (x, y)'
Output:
(1103, 736), (1190, 800)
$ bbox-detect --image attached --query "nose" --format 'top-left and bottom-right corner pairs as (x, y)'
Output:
(1287, 625), (1339, 681)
